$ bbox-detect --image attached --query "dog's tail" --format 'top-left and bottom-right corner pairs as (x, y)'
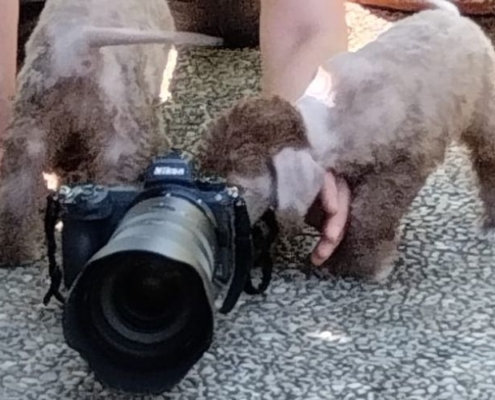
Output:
(426, 0), (460, 15)
(83, 27), (223, 48)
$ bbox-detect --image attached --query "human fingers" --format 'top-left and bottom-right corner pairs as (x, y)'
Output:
(320, 171), (339, 216)
(311, 178), (351, 266)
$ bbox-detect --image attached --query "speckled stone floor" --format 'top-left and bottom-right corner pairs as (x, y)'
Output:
(2, 3), (495, 400)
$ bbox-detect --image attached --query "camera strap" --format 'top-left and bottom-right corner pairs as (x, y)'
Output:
(244, 209), (278, 295)
(219, 205), (279, 314)
(43, 191), (65, 306)
(218, 199), (253, 313)
(244, 251), (273, 295)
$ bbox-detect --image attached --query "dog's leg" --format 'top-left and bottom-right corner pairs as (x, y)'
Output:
(463, 100), (495, 229)
(325, 158), (429, 281)
(90, 114), (166, 185)
(90, 131), (143, 184)
(0, 120), (49, 265)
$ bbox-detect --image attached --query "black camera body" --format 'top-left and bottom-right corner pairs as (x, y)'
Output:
(46, 150), (277, 394)
(59, 151), (248, 296)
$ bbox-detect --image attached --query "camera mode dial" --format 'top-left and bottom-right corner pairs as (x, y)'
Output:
(59, 184), (111, 218)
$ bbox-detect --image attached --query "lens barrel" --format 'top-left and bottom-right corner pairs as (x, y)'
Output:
(63, 196), (218, 394)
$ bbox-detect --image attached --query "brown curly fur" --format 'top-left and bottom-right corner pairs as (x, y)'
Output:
(199, 8), (495, 281)
(199, 96), (308, 177)
(0, 0), (221, 265)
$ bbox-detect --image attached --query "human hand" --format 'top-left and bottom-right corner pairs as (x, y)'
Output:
(305, 171), (351, 266)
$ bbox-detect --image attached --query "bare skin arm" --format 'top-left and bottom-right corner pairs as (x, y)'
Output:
(260, 0), (348, 102)
(0, 0), (19, 140)
(260, 0), (351, 265)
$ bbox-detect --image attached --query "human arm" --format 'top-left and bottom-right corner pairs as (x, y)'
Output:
(306, 173), (351, 266)
(259, 0), (351, 265)
(0, 0), (19, 138)
(260, 0), (347, 102)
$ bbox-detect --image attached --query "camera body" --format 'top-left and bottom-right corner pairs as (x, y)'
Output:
(58, 150), (251, 308)
(47, 150), (276, 394)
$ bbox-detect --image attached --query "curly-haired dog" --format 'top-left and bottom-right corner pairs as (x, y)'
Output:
(0, 0), (222, 265)
(198, 0), (495, 280)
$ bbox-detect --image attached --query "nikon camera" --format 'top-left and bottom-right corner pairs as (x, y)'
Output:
(44, 150), (278, 394)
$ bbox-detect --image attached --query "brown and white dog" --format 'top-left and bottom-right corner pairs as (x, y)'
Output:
(199, 0), (495, 280)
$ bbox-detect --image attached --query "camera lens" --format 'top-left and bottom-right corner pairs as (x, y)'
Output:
(63, 195), (218, 394)
(87, 251), (210, 352)
(112, 257), (185, 330)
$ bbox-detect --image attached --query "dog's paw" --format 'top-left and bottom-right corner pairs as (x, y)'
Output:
(369, 248), (400, 283)
(325, 244), (399, 282)
(0, 241), (42, 267)
(482, 217), (495, 231)
(368, 262), (395, 283)
(476, 215), (495, 241)
(0, 224), (44, 267)
(480, 224), (495, 243)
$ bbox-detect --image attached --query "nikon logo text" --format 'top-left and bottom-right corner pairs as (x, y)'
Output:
(153, 166), (186, 176)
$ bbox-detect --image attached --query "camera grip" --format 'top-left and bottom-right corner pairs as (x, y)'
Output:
(62, 219), (110, 288)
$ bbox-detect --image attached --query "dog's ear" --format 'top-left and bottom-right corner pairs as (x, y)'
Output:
(272, 147), (326, 227)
